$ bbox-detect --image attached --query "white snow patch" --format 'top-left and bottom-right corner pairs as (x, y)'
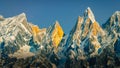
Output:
(71, 44), (75, 48)
(10, 36), (15, 41)
(9, 45), (34, 59)
(87, 7), (95, 23)
(40, 45), (44, 49)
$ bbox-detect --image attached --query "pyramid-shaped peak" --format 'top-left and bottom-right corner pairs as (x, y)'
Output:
(85, 7), (95, 23)
(113, 11), (120, 16)
(115, 11), (120, 14)
(106, 11), (120, 28)
(17, 13), (26, 18)
(51, 20), (64, 47)
(55, 20), (59, 24)
(15, 13), (28, 24)
(54, 20), (61, 27)
(87, 7), (92, 11)
(110, 11), (120, 22)
(19, 13), (26, 16)
(86, 7), (93, 14)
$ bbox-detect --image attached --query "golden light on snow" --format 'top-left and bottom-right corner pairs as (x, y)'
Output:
(52, 21), (64, 47)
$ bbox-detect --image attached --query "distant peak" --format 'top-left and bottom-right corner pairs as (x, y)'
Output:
(87, 7), (91, 11)
(85, 7), (95, 23)
(17, 13), (26, 18)
(110, 11), (120, 21)
(113, 11), (120, 16)
(55, 20), (59, 24)
(107, 11), (120, 28)
(54, 20), (60, 27)
(115, 11), (120, 14)
(20, 13), (26, 16)
(86, 7), (93, 14)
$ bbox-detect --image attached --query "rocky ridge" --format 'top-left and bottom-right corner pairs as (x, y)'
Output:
(0, 7), (120, 68)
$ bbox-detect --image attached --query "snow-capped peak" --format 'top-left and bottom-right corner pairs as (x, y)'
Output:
(103, 11), (120, 33)
(17, 13), (26, 17)
(54, 20), (60, 27)
(49, 21), (64, 47)
(114, 11), (120, 15)
(111, 11), (120, 19)
(1, 8), (120, 68)
(85, 7), (96, 23)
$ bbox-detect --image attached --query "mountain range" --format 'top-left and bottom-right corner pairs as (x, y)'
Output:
(0, 7), (120, 68)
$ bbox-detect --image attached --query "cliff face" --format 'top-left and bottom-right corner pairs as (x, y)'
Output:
(51, 21), (64, 47)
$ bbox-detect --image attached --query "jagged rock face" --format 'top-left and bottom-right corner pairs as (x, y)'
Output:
(103, 11), (120, 60)
(51, 21), (64, 47)
(0, 13), (34, 58)
(66, 7), (105, 59)
(8, 45), (35, 59)
(104, 11), (120, 32)
(0, 13), (47, 59)
(0, 13), (58, 68)
(0, 7), (120, 68)
(65, 9), (120, 67)
(31, 25), (46, 43)
(103, 11), (120, 45)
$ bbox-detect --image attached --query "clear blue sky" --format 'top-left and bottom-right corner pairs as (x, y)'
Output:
(0, 0), (120, 33)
